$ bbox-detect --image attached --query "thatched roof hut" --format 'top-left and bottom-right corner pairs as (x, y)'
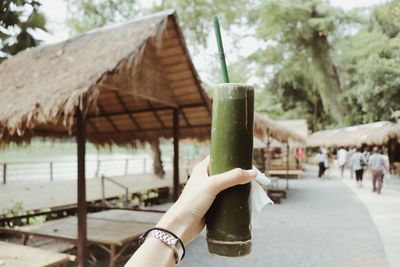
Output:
(0, 10), (211, 147)
(307, 121), (400, 147)
(277, 119), (308, 139)
(253, 113), (306, 144)
(0, 10), (212, 265)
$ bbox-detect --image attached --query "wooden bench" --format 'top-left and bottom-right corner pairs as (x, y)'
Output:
(267, 169), (303, 178)
(0, 241), (75, 267)
(268, 189), (287, 198)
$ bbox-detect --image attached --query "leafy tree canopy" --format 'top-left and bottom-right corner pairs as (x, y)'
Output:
(337, 0), (400, 124)
(0, 0), (46, 61)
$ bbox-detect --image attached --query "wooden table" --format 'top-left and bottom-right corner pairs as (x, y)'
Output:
(0, 241), (75, 267)
(1, 209), (164, 267)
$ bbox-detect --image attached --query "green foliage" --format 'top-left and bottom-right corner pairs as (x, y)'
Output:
(155, 0), (247, 47)
(337, 1), (400, 124)
(66, 0), (247, 49)
(3, 201), (23, 216)
(0, 0), (46, 61)
(65, 0), (142, 33)
(250, 0), (349, 125)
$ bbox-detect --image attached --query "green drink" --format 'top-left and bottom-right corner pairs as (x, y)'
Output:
(206, 83), (254, 257)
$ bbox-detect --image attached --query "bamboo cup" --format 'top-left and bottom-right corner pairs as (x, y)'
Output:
(206, 83), (254, 257)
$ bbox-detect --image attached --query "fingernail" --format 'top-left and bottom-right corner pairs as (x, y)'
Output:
(246, 169), (257, 177)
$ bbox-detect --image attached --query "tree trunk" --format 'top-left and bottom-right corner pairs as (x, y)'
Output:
(309, 35), (347, 125)
(150, 139), (165, 178)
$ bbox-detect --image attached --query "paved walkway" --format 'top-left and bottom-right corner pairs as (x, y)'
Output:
(336, 168), (400, 267)
(181, 168), (389, 267)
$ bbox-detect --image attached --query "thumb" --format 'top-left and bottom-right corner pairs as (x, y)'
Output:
(211, 168), (256, 193)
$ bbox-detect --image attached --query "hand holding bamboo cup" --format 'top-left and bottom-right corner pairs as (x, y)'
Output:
(205, 16), (255, 257)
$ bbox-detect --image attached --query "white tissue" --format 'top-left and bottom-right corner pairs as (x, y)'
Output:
(251, 166), (274, 212)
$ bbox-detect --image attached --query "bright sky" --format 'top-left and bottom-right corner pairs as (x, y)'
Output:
(37, 0), (388, 83)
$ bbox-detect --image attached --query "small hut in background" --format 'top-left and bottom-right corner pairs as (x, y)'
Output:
(254, 113), (306, 173)
(0, 10), (211, 265)
(307, 121), (400, 148)
(307, 121), (400, 173)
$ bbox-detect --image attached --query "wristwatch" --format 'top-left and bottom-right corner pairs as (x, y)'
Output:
(139, 228), (185, 264)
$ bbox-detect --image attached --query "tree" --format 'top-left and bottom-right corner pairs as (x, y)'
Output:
(249, 0), (349, 125)
(65, 0), (247, 48)
(65, 0), (142, 33)
(0, 0), (46, 61)
(337, 0), (400, 123)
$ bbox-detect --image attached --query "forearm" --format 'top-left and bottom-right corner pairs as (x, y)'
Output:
(125, 203), (194, 267)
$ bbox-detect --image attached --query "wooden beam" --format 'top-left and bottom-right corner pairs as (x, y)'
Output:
(31, 124), (211, 138)
(173, 108), (180, 201)
(170, 15), (211, 116)
(147, 101), (166, 129)
(97, 104), (120, 132)
(76, 108), (87, 267)
(180, 108), (190, 127)
(114, 91), (141, 130)
(86, 102), (206, 118)
(87, 120), (101, 134)
(98, 84), (178, 108)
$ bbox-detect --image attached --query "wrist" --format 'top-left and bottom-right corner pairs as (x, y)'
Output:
(156, 203), (192, 245)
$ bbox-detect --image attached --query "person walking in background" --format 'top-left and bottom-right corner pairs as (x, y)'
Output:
(337, 147), (347, 178)
(295, 148), (305, 169)
(347, 147), (356, 179)
(351, 147), (366, 187)
(382, 148), (390, 184)
(368, 147), (385, 194)
(315, 148), (327, 178)
(363, 147), (371, 166)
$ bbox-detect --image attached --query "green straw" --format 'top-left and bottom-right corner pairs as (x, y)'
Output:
(213, 16), (230, 83)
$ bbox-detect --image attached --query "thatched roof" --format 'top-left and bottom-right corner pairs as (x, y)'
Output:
(277, 119), (308, 139)
(253, 113), (306, 144)
(0, 10), (212, 146)
(307, 121), (400, 147)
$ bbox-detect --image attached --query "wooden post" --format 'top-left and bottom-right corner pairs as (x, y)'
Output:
(266, 131), (271, 174)
(95, 160), (100, 178)
(172, 108), (180, 201)
(143, 158), (147, 174)
(50, 162), (54, 181)
(286, 142), (289, 190)
(76, 107), (87, 267)
(101, 175), (106, 204)
(124, 159), (129, 175)
(2, 163), (6, 184)
(261, 148), (266, 173)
